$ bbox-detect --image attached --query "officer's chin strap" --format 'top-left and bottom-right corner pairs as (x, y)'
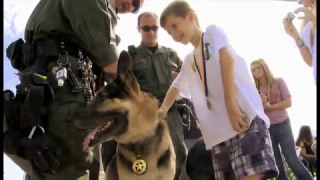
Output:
(28, 125), (45, 139)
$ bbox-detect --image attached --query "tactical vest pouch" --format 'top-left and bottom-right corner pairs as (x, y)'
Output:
(34, 37), (60, 60)
(19, 73), (54, 129)
(6, 38), (25, 71)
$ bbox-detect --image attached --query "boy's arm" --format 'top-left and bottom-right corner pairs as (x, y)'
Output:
(220, 48), (237, 104)
(208, 25), (236, 105)
(159, 87), (180, 115)
(209, 25), (248, 132)
(159, 59), (190, 116)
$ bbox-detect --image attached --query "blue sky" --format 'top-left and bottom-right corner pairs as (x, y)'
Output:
(4, 0), (316, 179)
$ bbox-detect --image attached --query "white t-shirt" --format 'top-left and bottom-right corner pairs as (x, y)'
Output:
(300, 22), (317, 84)
(172, 24), (270, 150)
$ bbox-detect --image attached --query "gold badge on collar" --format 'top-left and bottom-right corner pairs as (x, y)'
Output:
(132, 158), (147, 175)
(190, 61), (196, 72)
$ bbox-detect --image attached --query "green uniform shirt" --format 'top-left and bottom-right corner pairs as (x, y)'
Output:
(132, 45), (182, 99)
(25, 0), (119, 69)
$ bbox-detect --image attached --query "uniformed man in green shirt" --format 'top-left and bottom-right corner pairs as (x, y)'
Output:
(4, 0), (144, 180)
(128, 12), (187, 180)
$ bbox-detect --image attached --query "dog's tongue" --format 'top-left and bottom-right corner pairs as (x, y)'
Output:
(83, 124), (104, 151)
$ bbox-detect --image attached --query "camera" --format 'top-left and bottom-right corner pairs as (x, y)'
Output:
(284, 12), (295, 21)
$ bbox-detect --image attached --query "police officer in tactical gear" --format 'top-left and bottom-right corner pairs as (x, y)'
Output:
(128, 11), (187, 180)
(4, 0), (144, 179)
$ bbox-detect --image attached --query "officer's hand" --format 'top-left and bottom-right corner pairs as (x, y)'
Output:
(103, 61), (118, 79)
(20, 134), (61, 175)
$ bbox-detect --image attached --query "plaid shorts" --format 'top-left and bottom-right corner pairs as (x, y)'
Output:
(211, 116), (279, 180)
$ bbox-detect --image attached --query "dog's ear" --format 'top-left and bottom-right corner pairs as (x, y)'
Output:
(115, 50), (141, 98)
(117, 50), (132, 76)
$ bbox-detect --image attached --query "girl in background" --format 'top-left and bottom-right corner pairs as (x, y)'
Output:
(283, 0), (317, 84)
(251, 59), (313, 180)
(296, 125), (317, 167)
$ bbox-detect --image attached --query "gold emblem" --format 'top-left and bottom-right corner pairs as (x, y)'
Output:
(132, 159), (147, 175)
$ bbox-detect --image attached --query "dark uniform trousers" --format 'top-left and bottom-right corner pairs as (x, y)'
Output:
(166, 107), (188, 180)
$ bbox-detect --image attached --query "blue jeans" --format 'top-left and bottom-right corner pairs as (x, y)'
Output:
(269, 119), (313, 180)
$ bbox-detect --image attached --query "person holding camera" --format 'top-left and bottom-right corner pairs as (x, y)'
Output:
(283, 0), (317, 84)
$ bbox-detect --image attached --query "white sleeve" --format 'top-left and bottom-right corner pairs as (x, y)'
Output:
(171, 58), (191, 99)
(207, 24), (230, 52)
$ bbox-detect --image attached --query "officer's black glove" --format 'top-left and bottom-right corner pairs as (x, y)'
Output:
(19, 133), (61, 176)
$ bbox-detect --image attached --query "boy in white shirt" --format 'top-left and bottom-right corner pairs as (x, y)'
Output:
(159, 1), (279, 180)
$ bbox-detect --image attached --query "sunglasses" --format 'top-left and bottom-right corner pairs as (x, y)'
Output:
(132, 0), (140, 13)
(139, 25), (159, 32)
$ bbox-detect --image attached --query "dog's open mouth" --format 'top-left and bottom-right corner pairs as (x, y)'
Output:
(83, 120), (115, 150)
(81, 112), (128, 150)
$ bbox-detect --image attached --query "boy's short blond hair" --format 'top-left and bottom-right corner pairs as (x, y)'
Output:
(160, 0), (194, 28)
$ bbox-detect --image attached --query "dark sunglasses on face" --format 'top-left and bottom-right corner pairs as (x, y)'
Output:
(132, 0), (140, 13)
(140, 25), (159, 32)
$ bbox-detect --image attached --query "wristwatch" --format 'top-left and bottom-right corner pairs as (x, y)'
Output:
(296, 39), (305, 48)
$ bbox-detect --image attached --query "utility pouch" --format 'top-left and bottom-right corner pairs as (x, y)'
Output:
(23, 43), (35, 67)
(20, 84), (45, 129)
(6, 38), (25, 70)
(19, 73), (55, 129)
(43, 37), (60, 59)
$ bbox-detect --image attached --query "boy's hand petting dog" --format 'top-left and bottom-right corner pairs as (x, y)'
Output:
(226, 101), (249, 133)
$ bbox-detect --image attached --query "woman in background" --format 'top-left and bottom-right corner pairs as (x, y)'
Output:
(296, 125), (317, 167)
(311, 137), (316, 155)
(283, 0), (317, 84)
(251, 59), (313, 180)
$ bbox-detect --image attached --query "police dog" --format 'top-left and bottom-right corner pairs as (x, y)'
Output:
(73, 51), (176, 180)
